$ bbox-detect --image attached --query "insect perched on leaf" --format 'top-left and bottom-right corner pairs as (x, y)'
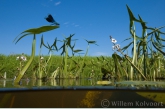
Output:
(45, 14), (60, 26)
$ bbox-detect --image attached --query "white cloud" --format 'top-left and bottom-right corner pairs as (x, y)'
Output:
(63, 22), (80, 28)
(55, 1), (61, 6)
(64, 22), (69, 25)
(41, 3), (49, 7)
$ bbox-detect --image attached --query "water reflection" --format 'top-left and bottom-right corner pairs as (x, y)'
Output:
(0, 78), (102, 88)
(0, 79), (165, 90)
(50, 79), (57, 86)
(3, 80), (6, 87)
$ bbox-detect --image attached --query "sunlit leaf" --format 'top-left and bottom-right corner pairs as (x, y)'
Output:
(14, 25), (59, 44)
(14, 35), (36, 84)
(22, 25), (59, 34)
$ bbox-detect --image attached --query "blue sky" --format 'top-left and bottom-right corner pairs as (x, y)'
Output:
(1, 0), (165, 56)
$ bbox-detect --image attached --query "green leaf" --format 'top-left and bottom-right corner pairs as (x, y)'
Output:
(155, 32), (165, 42)
(22, 25), (59, 34)
(96, 57), (100, 61)
(126, 5), (140, 28)
(122, 37), (132, 43)
(71, 41), (76, 51)
(71, 59), (78, 65)
(151, 36), (165, 55)
(59, 43), (65, 55)
(14, 25), (59, 44)
(73, 49), (83, 53)
(112, 53), (122, 61)
(66, 34), (74, 49)
(138, 15), (147, 29)
(85, 39), (98, 46)
(14, 33), (31, 44)
(51, 37), (58, 51)
(40, 35), (44, 48)
(47, 42), (54, 54)
(121, 41), (133, 52)
(137, 41), (142, 56)
(147, 26), (165, 36)
(40, 36), (50, 49)
(88, 41), (96, 44)
(101, 55), (105, 61)
(158, 31), (165, 35)
(14, 35), (36, 84)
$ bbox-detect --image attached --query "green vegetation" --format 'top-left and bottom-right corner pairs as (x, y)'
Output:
(0, 53), (165, 81)
(0, 54), (111, 79)
(0, 5), (165, 85)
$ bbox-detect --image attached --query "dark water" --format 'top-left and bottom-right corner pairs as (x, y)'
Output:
(0, 79), (165, 108)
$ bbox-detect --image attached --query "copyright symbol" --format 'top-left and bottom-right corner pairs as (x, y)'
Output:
(101, 99), (110, 108)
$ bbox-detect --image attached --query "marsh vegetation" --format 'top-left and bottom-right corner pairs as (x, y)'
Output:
(0, 5), (165, 86)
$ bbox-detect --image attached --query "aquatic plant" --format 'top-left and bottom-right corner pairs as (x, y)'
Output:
(16, 53), (27, 73)
(13, 14), (59, 84)
(110, 36), (147, 80)
(76, 39), (98, 78)
(112, 5), (165, 80)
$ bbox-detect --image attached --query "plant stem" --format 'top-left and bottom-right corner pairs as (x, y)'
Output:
(130, 23), (137, 80)
(77, 44), (89, 78)
(14, 34), (36, 85)
(124, 55), (147, 80)
(64, 44), (68, 78)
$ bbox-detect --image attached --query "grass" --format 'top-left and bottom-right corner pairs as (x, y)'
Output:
(0, 54), (110, 79)
(1, 53), (164, 80)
